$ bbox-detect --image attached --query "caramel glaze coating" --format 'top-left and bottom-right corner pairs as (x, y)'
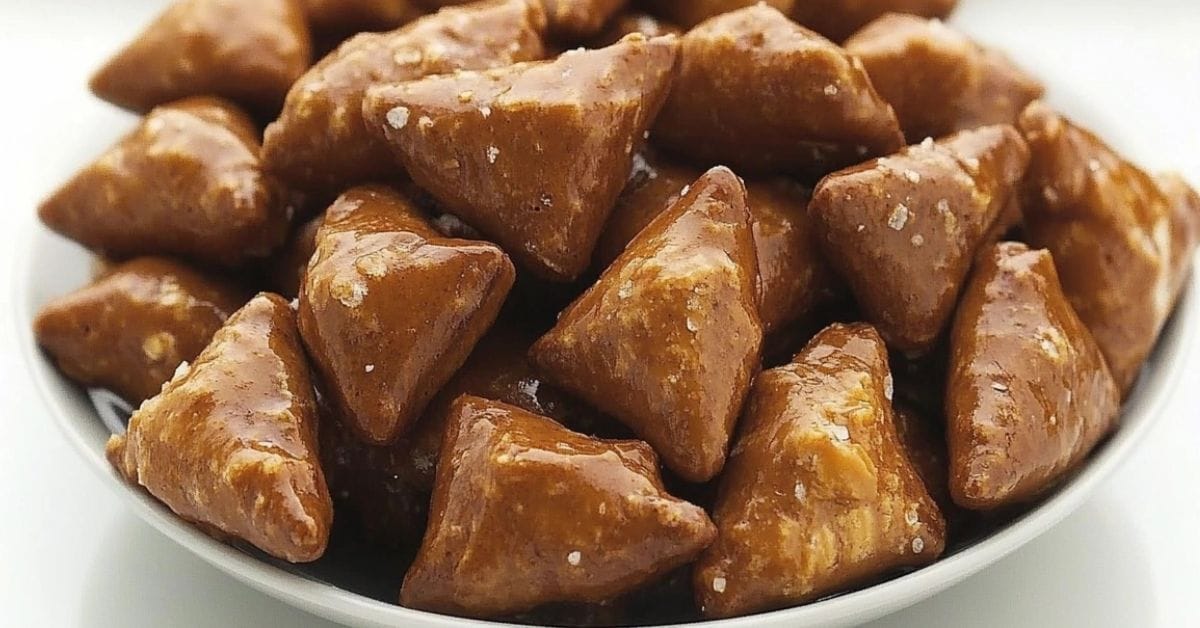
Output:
(401, 395), (717, 618)
(34, 257), (246, 404)
(845, 14), (1043, 143)
(641, 0), (797, 29)
(892, 404), (953, 515)
(1018, 102), (1200, 394)
(695, 323), (945, 618)
(597, 152), (838, 333)
(39, 97), (292, 269)
(106, 293), (333, 562)
(319, 319), (622, 546)
(809, 125), (1030, 353)
(363, 34), (679, 281)
(263, 0), (548, 197)
(589, 11), (682, 47)
(89, 0), (311, 116)
(541, 0), (630, 41)
(268, 214), (324, 299)
(531, 166), (763, 482)
(651, 4), (904, 180)
(791, 0), (958, 43)
(302, 0), (424, 39)
(298, 185), (515, 444)
(947, 243), (1120, 509)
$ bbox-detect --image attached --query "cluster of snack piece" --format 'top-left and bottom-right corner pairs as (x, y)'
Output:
(32, 0), (1200, 624)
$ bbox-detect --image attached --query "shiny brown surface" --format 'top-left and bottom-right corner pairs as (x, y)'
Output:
(695, 323), (945, 618)
(809, 125), (1030, 352)
(947, 242), (1120, 509)
(652, 4), (904, 180)
(791, 0), (958, 42)
(892, 404), (952, 513)
(641, 0), (797, 28)
(263, 0), (547, 195)
(298, 185), (515, 444)
(1018, 102), (1200, 394)
(598, 152), (837, 333)
(39, 97), (292, 269)
(590, 11), (682, 47)
(34, 257), (246, 404)
(542, 0), (628, 40)
(269, 214), (325, 299)
(302, 0), (423, 38)
(90, 0), (311, 115)
(846, 14), (1043, 142)
(363, 34), (678, 281)
(106, 293), (332, 562)
(401, 395), (716, 618)
(531, 167), (763, 482)
(319, 319), (620, 545)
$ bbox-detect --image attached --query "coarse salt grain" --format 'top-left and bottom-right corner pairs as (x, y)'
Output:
(364, 364), (375, 373)
(824, 84), (839, 96)
(418, 115), (433, 129)
(712, 577), (727, 593)
(618, 280), (634, 299)
(479, 105), (491, 118)
(884, 374), (894, 401)
(486, 145), (500, 163)
(888, 203), (910, 230)
(905, 508), (919, 526)
(911, 234), (925, 247)
(991, 382), (1009, 392)
(794, 482), (806, 502)
(912, 537), (925, 553)
(385, 106), (410, 130)
(567, 551), (582, 566)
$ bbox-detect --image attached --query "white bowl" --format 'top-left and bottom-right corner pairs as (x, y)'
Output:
(15, 213), (1199, 628)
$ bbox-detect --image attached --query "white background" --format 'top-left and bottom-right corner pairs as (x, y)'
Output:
(1, 1), (1197, 626)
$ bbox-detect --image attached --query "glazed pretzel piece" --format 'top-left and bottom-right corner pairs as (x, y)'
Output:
(1018, 102), (1200, 394)
(792, 0), (958, 42)
(298, 186), (515, 445)
(363, 34), (679, 281)
(34, 258), (246, 404)
(39, 97), (293, 269)
(947, 242), (1120, 509)
(89, 0), (311, 116)
(531, 166), (763, 482)
(642, 0), (957, 42)
(301, 0), (424, 39)
(845, 13), (1044, 143)
(809, 125), (1030, 353)
(400, 395), (716, 618)
(106, 294), (333, 563)
(695, 323), (945, 618)
(319, 318), (623, 546)
(598, 151), (838, 333)
(263, 0), (548, 197)
(651, 4), (904, 180)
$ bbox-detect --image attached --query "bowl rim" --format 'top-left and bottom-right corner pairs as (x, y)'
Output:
(13, 216), (1197, 628)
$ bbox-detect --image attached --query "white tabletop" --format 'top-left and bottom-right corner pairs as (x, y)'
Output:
(2, 1), (1197, 626)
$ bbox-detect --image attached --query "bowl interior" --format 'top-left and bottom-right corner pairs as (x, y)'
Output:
(15, 224), (1198, 628)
